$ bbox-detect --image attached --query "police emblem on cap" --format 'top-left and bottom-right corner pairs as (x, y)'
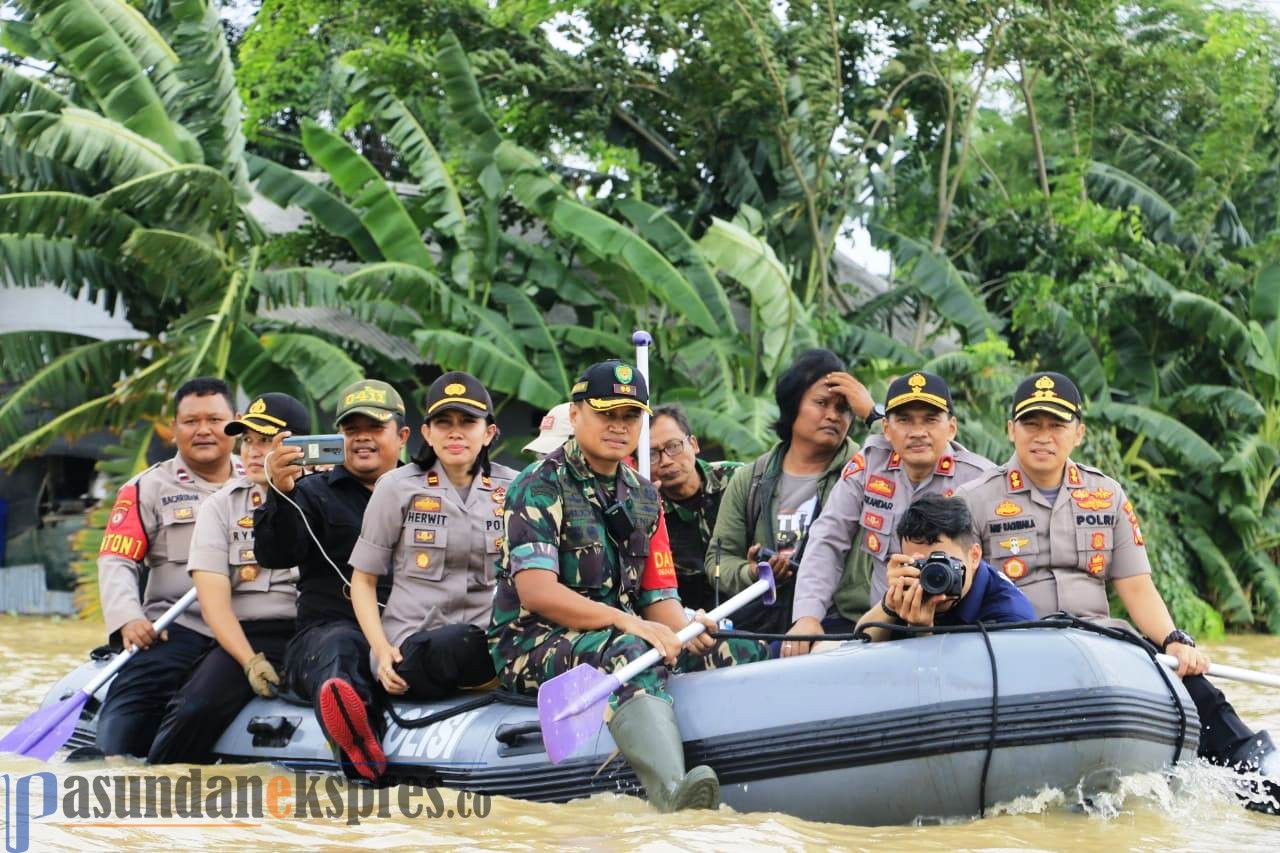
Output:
(249, 398), (267, 414)
(909, 373), (926, 391)
(1036, 375), (1055, 390)
(614, 364), (634, 384)
(444, 382), (466, 396)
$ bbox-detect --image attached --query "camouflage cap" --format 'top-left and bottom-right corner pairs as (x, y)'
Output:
(334, 379), (405, 429)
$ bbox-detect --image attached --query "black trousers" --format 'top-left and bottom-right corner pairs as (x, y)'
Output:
(284, 620), (378, 726)
(147, 620), (295, 765)
(1186, 673), (1256, 763)
(394, 623), (495, 702)
(96, 624), (215, 758)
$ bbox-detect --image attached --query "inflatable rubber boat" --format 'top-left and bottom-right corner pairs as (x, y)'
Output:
(40, 626), (1197, 826)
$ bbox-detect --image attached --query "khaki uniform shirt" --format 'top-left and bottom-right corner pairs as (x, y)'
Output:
(186, 477), (299, 622)
(98, 454), (245, 636)
(955, 456), (1151, 619)
(349, 460), (520, 650)
(794, 435), (994, 622)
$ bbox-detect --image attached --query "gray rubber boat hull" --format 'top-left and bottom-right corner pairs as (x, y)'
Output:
(42, 627), (1198, 825)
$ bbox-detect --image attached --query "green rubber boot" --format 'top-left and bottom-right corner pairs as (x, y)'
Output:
(607, 694), (720, 812)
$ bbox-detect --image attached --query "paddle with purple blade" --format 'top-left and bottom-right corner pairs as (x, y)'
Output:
(538, 564), (776, 764)
(0, 587), (199, 761)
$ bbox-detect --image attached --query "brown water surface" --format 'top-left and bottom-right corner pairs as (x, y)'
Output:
(1, 616), (1276, 851)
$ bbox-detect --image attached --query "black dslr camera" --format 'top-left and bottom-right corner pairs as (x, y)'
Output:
(912, 551), (966, 598)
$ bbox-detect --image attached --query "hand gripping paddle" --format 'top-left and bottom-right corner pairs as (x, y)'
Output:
(0, 587), (200, 761)
(538, 564), (776, 764)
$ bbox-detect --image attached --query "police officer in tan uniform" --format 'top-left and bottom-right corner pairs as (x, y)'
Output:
(324, 373), (517, 776)
(785, 371), (994, 655)
(96, 378), (243, 758)
(957, 372), (1279, 808)
(147, 393), (311, 764)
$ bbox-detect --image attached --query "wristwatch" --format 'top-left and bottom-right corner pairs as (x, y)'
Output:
(1160, 629), (1196, 651)
(864, 403), (886, 428)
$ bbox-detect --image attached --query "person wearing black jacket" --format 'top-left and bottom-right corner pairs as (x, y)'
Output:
(254, 379), (407, 781)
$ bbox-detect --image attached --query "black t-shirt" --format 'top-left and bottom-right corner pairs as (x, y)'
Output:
(253, 465), (392, 628)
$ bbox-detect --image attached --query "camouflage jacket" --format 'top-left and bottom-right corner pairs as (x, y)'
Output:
(662, 458), (743, 611)
(488, 439), (678, 651)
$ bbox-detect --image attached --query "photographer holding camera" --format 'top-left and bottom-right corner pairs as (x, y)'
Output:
(855, 495), (1034, 641)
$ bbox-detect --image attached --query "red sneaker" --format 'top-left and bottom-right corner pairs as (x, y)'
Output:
(317, 677), (386, 781)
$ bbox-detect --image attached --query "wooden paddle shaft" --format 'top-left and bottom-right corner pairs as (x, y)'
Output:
(1156, 653), (1280, 689)
(81, 587), (201, 697)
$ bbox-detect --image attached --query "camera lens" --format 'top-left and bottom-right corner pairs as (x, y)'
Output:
(918, 562), (953, 596)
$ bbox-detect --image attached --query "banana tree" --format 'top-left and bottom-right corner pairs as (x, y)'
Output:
(249, 32), (818, 457)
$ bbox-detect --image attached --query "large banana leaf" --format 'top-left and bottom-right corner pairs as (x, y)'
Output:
(0, 64), (70, 113)
(491, 283), (569, 395)
(83, 0), (183, 107)
(346, 71), (467, 243)
(436, 32), (501, 153)
(496, 142), (719, 335)
(1123, 256), (1251, 360)
(1091, 399), (1223, 468)
(1237, 550), (1280, 634)
(301, 119), (437, 272)
(256, 332), (366, 409)
(1086, 160), (1183, 246)
(0, 329), (93, 383)
(1166, 384), (1265, 424)
(5, 109), (179, 186)
(151, 0), (251, 196)
(501, 235), (601, 307)
(869, 223), (1001, 342)
(0, 336), (141, 442)
(1039, 300), (1108, 398)
(698, 216), (799, 378)
(414, 329), (560, 410)
(1252, 262), (1280, 325)
(614, 198), (734, 335)
(1177, 523), (1254, 624)
(0, 190), (138, 248)
(120, 228), (226, 299)
(96, 165), (235, 232)
(247, 154), (381, 262)
(28, 0), (189, 160)
(0, 233), (134, 301)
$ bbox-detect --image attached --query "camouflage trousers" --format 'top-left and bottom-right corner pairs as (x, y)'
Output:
(492, 623), (768, 712)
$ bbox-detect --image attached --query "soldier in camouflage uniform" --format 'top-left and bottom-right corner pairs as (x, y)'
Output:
(648, 403), (743, 611)
(488, 361), (767, 812)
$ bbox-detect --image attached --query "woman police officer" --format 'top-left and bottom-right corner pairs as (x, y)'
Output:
(348, 372), (519, 709)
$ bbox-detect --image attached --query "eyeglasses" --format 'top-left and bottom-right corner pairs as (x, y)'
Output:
(650, 437), (689, 461)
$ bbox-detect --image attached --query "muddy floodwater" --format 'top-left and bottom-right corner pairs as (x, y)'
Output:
(1, 615), (1277, 851)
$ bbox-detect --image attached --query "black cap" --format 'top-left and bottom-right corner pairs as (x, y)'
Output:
(885, 371), (953, 414)
(1011, 372), (1082, 421)
(570, 360), (652, 414)
(424, 371), (492, 420)
(226, 392), (312, 437)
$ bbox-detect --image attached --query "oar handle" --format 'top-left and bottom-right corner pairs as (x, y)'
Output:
(81, 587), (201, 697)
(1156, 653), (1280, 689)
(633, 330), (652, 480)
(612, 565), (775, 686)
